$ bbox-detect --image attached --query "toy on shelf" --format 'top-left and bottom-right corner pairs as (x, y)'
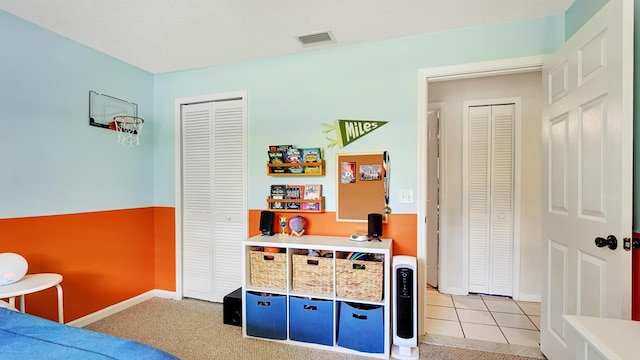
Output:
(279, 216), (289, 237)
(289, 216), (306, 237)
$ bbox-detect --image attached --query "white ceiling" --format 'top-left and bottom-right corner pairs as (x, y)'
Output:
(0, 0), (574, 74)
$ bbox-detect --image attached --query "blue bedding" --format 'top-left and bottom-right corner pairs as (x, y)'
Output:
(0, 308), (178, 359)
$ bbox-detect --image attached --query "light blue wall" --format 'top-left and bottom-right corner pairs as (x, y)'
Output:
(0, 10), (155, 218)
(153, 16), (564, 212)
(565, 0), (609, 39)
(0, 9), (585, 220)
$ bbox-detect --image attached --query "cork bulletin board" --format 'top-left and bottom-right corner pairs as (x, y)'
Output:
(336, 152), (386, 222)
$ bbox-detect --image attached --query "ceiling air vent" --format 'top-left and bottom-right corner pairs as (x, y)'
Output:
(297, 31), (335, 46)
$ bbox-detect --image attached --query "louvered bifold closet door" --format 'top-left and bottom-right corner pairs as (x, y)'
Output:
(182, 99), (247, 303)
(467, 104), (514, 296)
(488, 104), (514, 296)
(182, 102), (215, 301)
(467, 105), (492, 294)
(210, 99), (246, 302)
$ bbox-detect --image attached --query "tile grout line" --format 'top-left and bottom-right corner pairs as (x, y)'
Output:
(514, 300), (541, 332)
(451, 294), (467, 339)
(481, 294), (510, 344)
(427, 287), (542, 347)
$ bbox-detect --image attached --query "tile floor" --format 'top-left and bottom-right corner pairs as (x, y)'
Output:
(425, 286), (541, 347)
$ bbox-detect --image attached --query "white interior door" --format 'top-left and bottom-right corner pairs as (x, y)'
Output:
(426, 110), (439, 287)
(540, 1), (633, 359)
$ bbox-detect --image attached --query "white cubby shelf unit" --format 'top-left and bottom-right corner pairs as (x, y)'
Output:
(241, 234), (393, 358)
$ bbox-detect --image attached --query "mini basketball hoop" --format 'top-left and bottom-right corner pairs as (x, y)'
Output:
(111, 116), (144, 147)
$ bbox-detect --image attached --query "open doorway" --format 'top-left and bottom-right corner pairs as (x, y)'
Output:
(417, 56), (544, 341)
(426, 70), (541, 300)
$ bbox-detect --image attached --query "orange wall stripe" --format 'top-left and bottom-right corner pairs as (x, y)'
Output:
(0, 207), (415, 323)
(248, 210), (417, 257)
(154, 207), (176, 291)
(0, 208), (158, 323)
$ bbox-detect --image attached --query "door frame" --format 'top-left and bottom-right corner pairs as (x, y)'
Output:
(417, 56), (542, 333)
(174, 90), (248, 299)
(425, 105), (444, 288)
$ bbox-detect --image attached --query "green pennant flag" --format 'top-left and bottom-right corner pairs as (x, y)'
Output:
(322, 119), (388, 148)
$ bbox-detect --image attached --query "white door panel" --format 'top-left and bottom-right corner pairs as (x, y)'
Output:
(540, 1), (633, 359)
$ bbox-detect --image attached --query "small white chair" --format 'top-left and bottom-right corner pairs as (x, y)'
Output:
(0, 299), (18, 311)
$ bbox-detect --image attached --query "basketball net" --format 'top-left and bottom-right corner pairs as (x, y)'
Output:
(112, 116), (144, 148)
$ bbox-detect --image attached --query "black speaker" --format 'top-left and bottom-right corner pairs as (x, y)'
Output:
(368, 213), (383, 241)
(223, 287), (242, 326)
(260, 210), (275, 236)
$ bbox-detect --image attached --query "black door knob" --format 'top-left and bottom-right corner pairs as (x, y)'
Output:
(595, 235), (617, 250)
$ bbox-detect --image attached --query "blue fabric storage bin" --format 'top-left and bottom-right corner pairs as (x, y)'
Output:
(245, 292), (287, 340)
(289, 296), (334, 346)
(337, 301), (384, 353)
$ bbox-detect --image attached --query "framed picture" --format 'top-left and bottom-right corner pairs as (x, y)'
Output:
(340, 162), (356, 184)
(359, 164), (382, 181)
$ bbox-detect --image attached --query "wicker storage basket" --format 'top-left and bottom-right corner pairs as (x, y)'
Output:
(250, 250), (287, 290)
(292, 254), (334, 295)
(336, 258), (384, 302)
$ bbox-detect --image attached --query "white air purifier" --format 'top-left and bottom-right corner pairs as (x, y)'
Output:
(391, 255), (419, 360)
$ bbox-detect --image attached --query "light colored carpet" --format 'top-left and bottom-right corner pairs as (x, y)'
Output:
(83, 297), (545, 360)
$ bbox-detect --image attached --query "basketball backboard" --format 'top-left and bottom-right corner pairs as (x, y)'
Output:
(89, 91), (138, 129)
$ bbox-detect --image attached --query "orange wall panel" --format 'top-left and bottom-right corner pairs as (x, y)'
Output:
(0, 208), (157, 323)
(248, 210), (417, 256)
(154, 207), (176, 291)
(0, 207), (415, 323)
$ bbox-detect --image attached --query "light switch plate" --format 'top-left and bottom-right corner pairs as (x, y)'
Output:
(399, 189), (414, 203)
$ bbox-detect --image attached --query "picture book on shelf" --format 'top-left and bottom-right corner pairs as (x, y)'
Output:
(301, 202), (321, 211)
(285, 185), (304, 210)
(302, 184), (322, 211)
(269, 184), (286, 210)
(267, 150), (286, 173)
(285, 148), (304, 174)
(303, 184), (322, 200)
(269, 144), (293, 152)
(302, 147), (322, 174)
(302, 148), (322, 162)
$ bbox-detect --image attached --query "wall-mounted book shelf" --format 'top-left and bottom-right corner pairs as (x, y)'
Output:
(266, 197), (325, 212)
(267, 160), (325, 176)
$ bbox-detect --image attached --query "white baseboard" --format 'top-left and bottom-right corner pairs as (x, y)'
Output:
(438, 286), (467, 296)
(514, 293), (541, 303)
(67, 289), (179, 328)
(436, 285), (540, 303)
(153, 289), (181, 300)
